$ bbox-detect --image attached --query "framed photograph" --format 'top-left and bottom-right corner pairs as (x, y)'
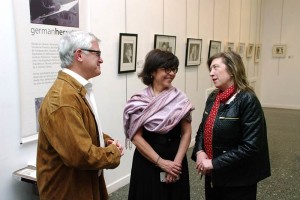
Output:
(254, 44), (261, 63)
(118, 33), (138, 74)
(272, 44), (287, 58)
(185, 38), (202, 66)
(237, 43), (246, 58)
(246, 43), (254, 58)
(208, 40), (221, 59)
(225, 42), (234, 52)
(154, 34), (176, 54)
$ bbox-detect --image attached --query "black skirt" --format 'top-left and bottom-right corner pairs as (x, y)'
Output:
(128, 124), (190, 200)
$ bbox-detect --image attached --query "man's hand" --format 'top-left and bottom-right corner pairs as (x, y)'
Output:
(107, 139), (124, 156)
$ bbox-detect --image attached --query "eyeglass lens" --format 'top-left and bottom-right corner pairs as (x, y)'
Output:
(81, 49), (101, 58)
(164, 67), (178, 74)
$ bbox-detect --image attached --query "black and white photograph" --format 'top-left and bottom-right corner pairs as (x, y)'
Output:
(118, 33), (138, 73)
(29, 0), (79, 27)
(225, 42), (234, 52)
(237, 42), (246, 58)
(185, 38), (202, 66)
(246, 43), (254, 58)
(272, 44), (287, 58)
(34, 97), (44, 132)
(208, 40), (221, 59)
(254, 44), (261, 63)
(154, 34), (176, 54)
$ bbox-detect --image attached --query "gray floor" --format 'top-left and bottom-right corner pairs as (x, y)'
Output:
(108, 108), (300, 200)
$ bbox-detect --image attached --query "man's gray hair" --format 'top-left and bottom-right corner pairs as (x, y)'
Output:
(58, 30), (100, 68)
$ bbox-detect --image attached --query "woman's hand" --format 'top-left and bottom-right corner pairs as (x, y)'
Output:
(157, 158), (182, 178)
(196, 151), (212, 175)
(165, 173), (180, 184)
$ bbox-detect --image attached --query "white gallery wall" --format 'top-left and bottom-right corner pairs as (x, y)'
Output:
(1, 0), (298, 199)
(260, 0), (300, 109)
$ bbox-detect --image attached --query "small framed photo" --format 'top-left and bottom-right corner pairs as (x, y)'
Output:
(118, 33), (138, 74)
(154, 34), (176, 54)
(272, 44), (287, 58)
(237, 43), (246, 58)
(254, 44), (261, 63)
(185, 38), (202, 66)
(208, 40), (221, 59)
(246, 43), (254, 58)
(225, 42), (234, 52)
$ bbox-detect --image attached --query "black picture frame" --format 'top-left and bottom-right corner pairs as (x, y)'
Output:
(154, 34), (176, 54)
(118, 33), (138, 74)
(185, 38), (202, 66)
(208, 40), (221, 59)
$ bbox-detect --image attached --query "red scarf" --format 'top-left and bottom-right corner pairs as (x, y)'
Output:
(204, 85), (235, 159)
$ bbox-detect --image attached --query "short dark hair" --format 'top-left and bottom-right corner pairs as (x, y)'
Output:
(138, 49), (179, 85)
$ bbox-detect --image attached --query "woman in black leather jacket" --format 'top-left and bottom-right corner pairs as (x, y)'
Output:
(191, 51), (271, 200)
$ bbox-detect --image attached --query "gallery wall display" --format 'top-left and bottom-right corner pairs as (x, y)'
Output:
(272, 44), (287, 58)
(246, 43), (254, 58)
(225, 42), (234, 52)
(185, 38), (202, 66)
(237, 43), (246, 58)
(118, 33), (138, 73)
(13, 0), (83, 143)
(254, 44), (261, 63)
(208, 40), (221, 59)
(154, 34), (176, 54)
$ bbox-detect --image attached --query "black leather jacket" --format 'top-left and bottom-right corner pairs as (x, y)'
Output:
(192, 90), (271, 187)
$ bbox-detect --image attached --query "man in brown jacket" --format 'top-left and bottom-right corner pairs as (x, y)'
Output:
(37, 30), (124, 200)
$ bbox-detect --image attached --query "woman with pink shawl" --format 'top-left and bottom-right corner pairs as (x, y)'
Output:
(123, 49), (194, 200)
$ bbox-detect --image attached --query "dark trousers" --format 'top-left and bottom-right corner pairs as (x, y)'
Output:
(205, 176), (257, 200)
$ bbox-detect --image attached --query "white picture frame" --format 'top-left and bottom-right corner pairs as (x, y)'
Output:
(272, 44), (287, 58)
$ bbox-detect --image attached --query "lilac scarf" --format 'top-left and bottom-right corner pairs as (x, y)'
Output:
(123, 86), (194, 141)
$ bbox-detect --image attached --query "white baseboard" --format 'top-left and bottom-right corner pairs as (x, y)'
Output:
(107, 173), (131, 194)
(262, 103), (300, 110)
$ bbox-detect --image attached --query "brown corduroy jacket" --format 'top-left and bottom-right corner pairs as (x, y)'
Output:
(37, 71), (121, 200)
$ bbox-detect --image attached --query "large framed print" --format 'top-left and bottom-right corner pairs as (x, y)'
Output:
(185, 38), (202, 66)
(208, 40), (221, 59)
(154, 34), (176, 54)
(118, 33), (138, 74)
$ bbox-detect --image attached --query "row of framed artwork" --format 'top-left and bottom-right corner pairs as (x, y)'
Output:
(118, 33), (264, 73)
(216, 41), (261, 62)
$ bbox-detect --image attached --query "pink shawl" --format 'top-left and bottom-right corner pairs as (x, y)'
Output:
(123, 86), (194, 140)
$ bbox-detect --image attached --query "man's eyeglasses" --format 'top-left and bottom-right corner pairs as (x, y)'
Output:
(161, 67), (178, 74)
(81, 49), (101, 58)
